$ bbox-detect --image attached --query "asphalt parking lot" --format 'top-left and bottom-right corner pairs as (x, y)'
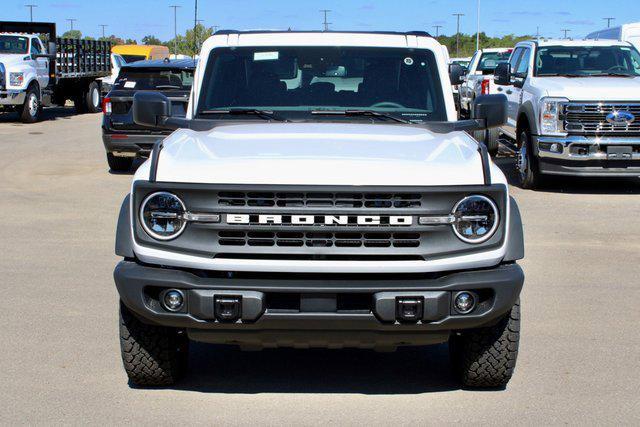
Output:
(1, 108), (639, 424)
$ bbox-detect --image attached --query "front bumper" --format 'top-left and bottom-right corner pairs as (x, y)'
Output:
(0, 89), (26, 106)
(534, 135), (640, 176)
(114, 260), (523, 349)
(102, 132), (165, 158)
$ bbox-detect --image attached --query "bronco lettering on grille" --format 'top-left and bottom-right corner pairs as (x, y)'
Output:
(226, 214), (413, 226)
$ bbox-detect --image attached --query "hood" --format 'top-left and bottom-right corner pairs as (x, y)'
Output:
(0, 54), (27, 68)
(148, 123), (491, 186)
(531, 76), (640, 100)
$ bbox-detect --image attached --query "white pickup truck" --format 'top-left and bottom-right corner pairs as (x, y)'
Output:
(0, 21), (111, 122)
(113, 30), (524, 388)
(493, 39), (640, 188)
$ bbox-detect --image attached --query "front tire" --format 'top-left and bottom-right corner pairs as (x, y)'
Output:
(516, 128), (540, 189)
(119, 302), (189, 386)
(20, 86), (41, 123)
(85, 81), (102, 113)
(450, 300), (520, 388)
(107, 153), (134, 172)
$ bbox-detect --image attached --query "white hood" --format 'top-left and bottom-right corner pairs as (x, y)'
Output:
(532, 76), (640, 100)
(147, 123), (493, 186)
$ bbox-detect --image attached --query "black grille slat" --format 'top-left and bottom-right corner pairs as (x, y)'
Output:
(217, 191), (422, 209)
(563, 103), (640, 135)
(217, 231), (421, 248)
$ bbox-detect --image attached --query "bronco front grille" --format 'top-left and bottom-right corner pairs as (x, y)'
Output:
(218, 231), (421, 248)
(563, 103), (640, 135)
(217, 191), (423, 209)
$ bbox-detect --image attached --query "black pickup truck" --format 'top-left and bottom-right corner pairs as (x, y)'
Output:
(102, 58), (196, 171)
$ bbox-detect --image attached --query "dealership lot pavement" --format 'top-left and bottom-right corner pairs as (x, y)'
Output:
(1, 109), (639, 424)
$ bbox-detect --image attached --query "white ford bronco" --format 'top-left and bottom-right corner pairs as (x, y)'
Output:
(114, 30), (525, 388)
(492, 39), (640, 188)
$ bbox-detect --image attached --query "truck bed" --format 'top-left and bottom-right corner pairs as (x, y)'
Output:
(55, 38), (111, 79)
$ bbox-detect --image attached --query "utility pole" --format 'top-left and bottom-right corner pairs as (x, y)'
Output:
(476, 0), (480, 51)
(561, 28), (571, 39)
(169, 5), (180, 55)
(433, 25), (442, 37)
(25, 4), (37, 22)
(603, 17), (615, 28)
(66, 18), (77, 31)
(535, 26), (540, 40)
(99, 24), (107, 39)
(213, 25), (219, 33)
(320, 9), (331, 31)
(193, 0), (198, 57)
(453, 13), (464, 57)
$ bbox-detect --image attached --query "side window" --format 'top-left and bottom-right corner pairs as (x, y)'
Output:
(30, 38), (42, 55)
(515, 48), (531, 76)
(508, 48), (523, 70)
(467, 51), (479, 74)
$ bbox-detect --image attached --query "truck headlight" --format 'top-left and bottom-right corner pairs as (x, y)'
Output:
(452, 195), (499, 244)
(539, 97), (568, 136)
(140, 192), (187, 240)
(9, 72), (24, 87)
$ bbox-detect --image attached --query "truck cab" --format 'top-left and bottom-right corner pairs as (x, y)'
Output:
(113, 30), (524, 389)
(493, 39), (640, 188)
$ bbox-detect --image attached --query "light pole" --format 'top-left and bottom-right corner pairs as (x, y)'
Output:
(320, 9), (331, 31)
(453, 13), (464, 57)
(433, 25), (442, 37)
(25, 4), (37, 22)
(169, 5), (180, 55)
(603, 17), (615, 28)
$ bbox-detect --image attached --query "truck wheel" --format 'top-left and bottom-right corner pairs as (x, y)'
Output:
(485, 127), (500, 157)
(107, 153), (134, 172)
(516, 128), (540, 189)
(450, 300), (520, 388)
(119, 301), (189, 386)
(85, 82), (102, 113)
(20, 86), (41, 123)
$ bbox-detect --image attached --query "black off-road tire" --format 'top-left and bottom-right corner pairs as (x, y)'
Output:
(119, 302), (189, 386)
(471, 128), (500, 157)
(20, 84), (41, 123)
(516, 128), (541, 189)
(107, 153), (134, 172)
(449, 300), (520, 388)
(85, 81), (102, 113)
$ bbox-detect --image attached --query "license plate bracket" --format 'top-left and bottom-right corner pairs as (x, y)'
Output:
(606, 145), (633, 160)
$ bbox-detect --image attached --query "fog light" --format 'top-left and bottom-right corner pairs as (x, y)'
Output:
(454, 292), (475, 314)
(162, 289), (184, 312)
(550, 143), (563, 153)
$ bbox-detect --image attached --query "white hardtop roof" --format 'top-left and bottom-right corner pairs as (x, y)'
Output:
(522, 39), (632, 47)
(0, 32), (34, 37)
(201, 31), (442, 50)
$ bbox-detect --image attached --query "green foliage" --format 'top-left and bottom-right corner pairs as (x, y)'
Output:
(436, 32), (533, 57)
(62, 30), (82, 39)
(165, 23), (214, 56)
(142, 35), (162, 45)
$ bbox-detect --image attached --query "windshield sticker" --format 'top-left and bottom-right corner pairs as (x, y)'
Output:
(124, 81), (136, 88)
(254, 51), (279, 61)
(404, 57), (414, 65)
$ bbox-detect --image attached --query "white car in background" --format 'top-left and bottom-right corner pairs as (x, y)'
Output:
(99, 53), (125, 94)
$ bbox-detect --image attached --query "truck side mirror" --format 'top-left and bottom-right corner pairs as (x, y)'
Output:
(449, 63), (465, 85)
(472, 94), (507, 128)
(494, 63), (511, 86)
(48, 41), (57, 57)
(133, 91), (172, 127)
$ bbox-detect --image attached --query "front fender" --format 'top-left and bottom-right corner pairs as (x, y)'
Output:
(518, 100), (538, 136)
(115, 194), (135, 258)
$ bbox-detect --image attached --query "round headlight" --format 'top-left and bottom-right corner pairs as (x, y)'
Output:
(140, 192), (187, 240)
(451, 195), (499, 244)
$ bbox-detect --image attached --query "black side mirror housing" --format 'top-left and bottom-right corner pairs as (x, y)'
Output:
(472, 94), (507, 128)
(133, 91), (172, 127)
(449, 63), (465, 85)
(494, 62), (511, 86)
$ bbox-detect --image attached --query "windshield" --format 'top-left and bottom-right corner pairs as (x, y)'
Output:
(121, 54), (147, 63)
(0, 35), (29, 54)
(114, 69), (194, 90)
(535, 45), (640, 76)
(478, 51), (511, 72)
(197, 46), (447, 122)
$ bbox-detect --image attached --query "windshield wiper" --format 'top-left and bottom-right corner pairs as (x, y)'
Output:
(200, 108), (289, 122)
(590, 72), (636, 77)
(537, 73), (587, 78)
(310, 109), (411, 124)
(155, 85), (182, 89)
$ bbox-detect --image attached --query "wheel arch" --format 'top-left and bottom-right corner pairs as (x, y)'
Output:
(115, 194), (135, 258)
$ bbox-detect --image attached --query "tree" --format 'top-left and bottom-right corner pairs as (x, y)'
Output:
(142, 35), (162, 45)
(436, 32), (532, 57)
(125, 38), (137, 45)
(100, 35), (125, 45)
(62, 30), (82, 39)
(165, 23), (214, 56)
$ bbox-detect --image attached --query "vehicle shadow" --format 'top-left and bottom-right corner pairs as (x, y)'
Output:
(494, 152), (640, 195)
(0, 106), (78, 123)
(149, 342), (461, 394)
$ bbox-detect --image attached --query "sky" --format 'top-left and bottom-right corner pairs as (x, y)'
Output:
(3, 0), (639, 41)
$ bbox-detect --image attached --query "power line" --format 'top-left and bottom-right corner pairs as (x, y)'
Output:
(99, 24), (107, 39)
(169, 5), (180, 55)
(603, 17), (615, 28)
(66, 18), (77, 31)
(452, 13), (464, 57)
(320, 9), (331, 31)
(432, 25), (442, 37)
(25, 4), (37, 22)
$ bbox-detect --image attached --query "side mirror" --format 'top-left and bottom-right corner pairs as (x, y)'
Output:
(48, 41), (57, 57)
(494, 62), (511, 86)
(472, 94), (507, 128)
(133, 91), (172, 127)
(449, 63), (465, 85)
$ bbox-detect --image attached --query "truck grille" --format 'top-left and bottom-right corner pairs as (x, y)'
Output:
(218, 191), (423, 209)
(218, 231), (421, 248)
(563, 103), (640, 135)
